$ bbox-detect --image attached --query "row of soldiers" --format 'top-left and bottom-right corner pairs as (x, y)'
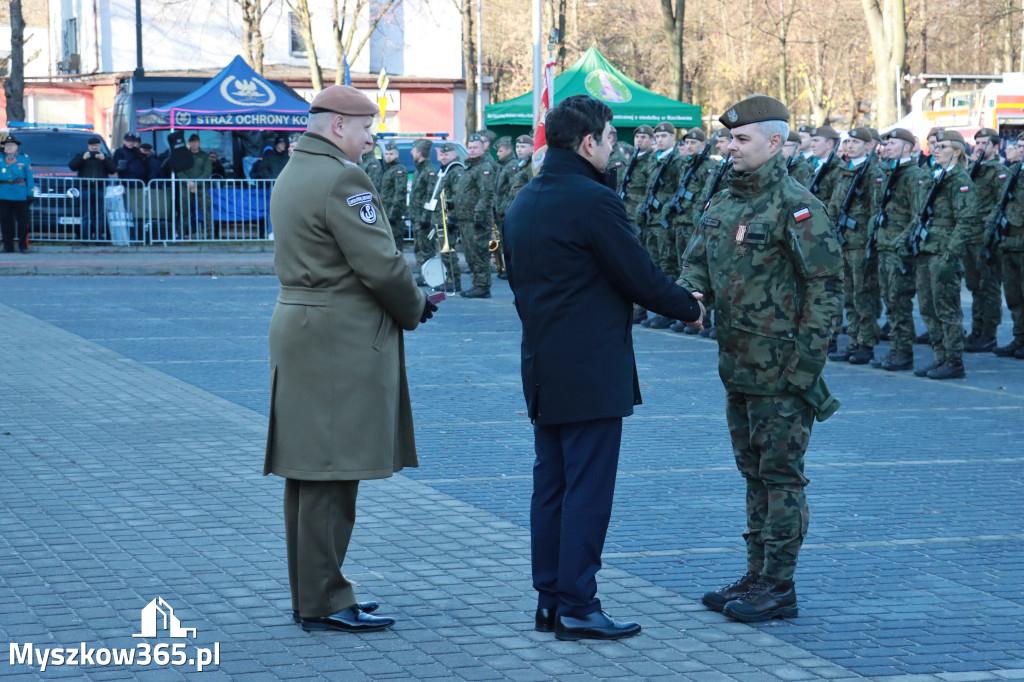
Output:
(358, 131), (536, 299)
(615, 120), (1024, 379)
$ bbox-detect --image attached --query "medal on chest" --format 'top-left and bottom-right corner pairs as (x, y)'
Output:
(735, 224), (748, 257)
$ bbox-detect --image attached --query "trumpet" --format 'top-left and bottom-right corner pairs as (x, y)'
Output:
(439, 189), (455, 254)
(488, 222), (505, 274)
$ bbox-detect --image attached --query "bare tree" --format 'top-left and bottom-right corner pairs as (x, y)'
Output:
(860, 0), (906, 127)
(331, 0), (403, 85)
(758, 0), (801, 111)
(231, 0), (271, 76)
(454, 0), (477, 139)
(4, 0), (26, 122)
(287, 0), (324, 92)
(659, 0), (685, 101)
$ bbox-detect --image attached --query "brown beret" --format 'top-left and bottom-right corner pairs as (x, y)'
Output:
(926, 127), (945, 139)
(719, 95), (790, 129)
(867, 128), (881, 142)
(883, 128), (915, 145)
(634, 125), (655, 136)
(716, 128), (733, 140)
(682, 128), (706, 142)
(787, 131), (802, 144)
(309, 85), (378, 116)
(812, 125), (840, 140)
(847, 128), (874, 143)
(654, 122), (676, 135)
(935, 129), (966, 146)
(516, 134), (534, 145)
(975, 127), (999, 140)
(413, 138), (433, 151)
(798, 125), (813, 134)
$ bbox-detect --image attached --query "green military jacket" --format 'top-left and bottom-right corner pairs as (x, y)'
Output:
(499, 156), (532, 220)
(618, 150), (656, 226)
(452, 155), (495, 225)
(900, 164), (978, 256)
(360, 154), (384, 190)
(642, 148), (684, 228)
(679, 151), (844, 396)
(430, 161), (465, 228)
(378, 158), (409, 224)
(808, 154), (843, 218)
(492, 154), (517, 223)
(968, 157), (1010, 243)
(826, 155), (884, 250)
(692, 159), (732, 227)
(667, 154), (716, 230)
(408, 159), (438, 227)
(996, 162), (1024, 253)
(787, 154), (813, 187)
(871, 158), (930, 252)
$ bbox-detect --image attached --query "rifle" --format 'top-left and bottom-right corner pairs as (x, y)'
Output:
(907, 160), (953, 256)
(984, 161), (1022, 261)
(969, 139), (991, 181)
(808, 146), (836, 196)
(660, 133), (719, 229)
(618, 151), (641, 200)
(696, 154), (732, 223)
(866, 159), (900, 259)
(786, 146), (800, 170)
(833, 148), (877, 247)
(638, 150), (672, 224)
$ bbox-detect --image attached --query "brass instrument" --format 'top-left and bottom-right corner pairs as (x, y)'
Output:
(438, 190), (455, 254)
(488, 223), (505, 274)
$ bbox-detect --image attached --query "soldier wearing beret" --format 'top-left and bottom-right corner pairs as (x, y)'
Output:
(429, 142), (466, 291)
(807, 125), (843, 214)
(266, 84), (436, 634)
(900, 129), (979, 379)
(409, 139), (438, 279)
(825, 127), (885, 365)
(378, 140), (409, 246)
(476, 129), (497, 157)
(680, 94), (844, 623)
(992, 137), (1024, 358)
(618, 124), (658, 323)
(639, 121), (685, 329)
(963, 127), (1009, 352)
(784, 130), (811, 185)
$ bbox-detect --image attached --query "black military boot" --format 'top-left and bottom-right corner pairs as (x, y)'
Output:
(879, 322), (891, 341)
(993, 339), (1024, 357)
(632, 309), (648, 325)
(914, 359), (943, 377)
(700, 571), (761, 612)
(915, 331), (931, 345)
(870, 349), (895, 368)
(669, 319), (688, 333)
(683, 323), (701, 335)
(880, 350), (913, 371)
(965, 335), (996, 353)
(927, 358), (966, 380)
(646, 315), (674, 330)
(848, 345), (874, 365)
(827, 339), (838, 356)
(722, 575), (798, 622)
(828, 343), (857, 362)
(460, 286), (491, 299)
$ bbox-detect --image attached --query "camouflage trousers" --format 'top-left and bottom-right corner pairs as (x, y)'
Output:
(414, 222), (437, 267)
(461, 221), (493, 289)
(647, 225), (679, 279)
(842, 248), (881, 347)
(915, 253), (965, 362)
(1000, 249), (1024, 344)
(878, 250), (917, 352)
(963, 243), (1003, 337)
(726, 391), (813, 581)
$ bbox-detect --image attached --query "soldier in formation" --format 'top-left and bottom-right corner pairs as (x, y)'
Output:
(453, 134), (496, 298)
(378, 140), (409, 246)
(638, 122), (684, 328)
(409, 138), (438, 283)
(429, 142), (465, 292)
(993, 135), (1024, 359)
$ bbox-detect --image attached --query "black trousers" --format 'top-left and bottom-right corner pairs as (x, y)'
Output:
(0, 199), (30, 251)
(531, 417), (623, 618)
(283, 479), (360, 618)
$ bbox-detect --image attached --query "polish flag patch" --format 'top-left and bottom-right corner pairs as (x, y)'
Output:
(793, 207), (811, 222)
(999, 173), (1008, 180)
(960, 186), (970, 192)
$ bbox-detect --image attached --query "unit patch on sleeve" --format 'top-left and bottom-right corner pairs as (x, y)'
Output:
(793, 207), (811, 222)
(347, 192), (373, 206)
(359, 203), (378, 224)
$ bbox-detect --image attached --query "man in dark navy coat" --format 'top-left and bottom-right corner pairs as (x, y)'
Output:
(503, 94), (705, 641)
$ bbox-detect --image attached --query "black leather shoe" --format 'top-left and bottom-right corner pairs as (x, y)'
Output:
(965, 335), (996, 353)
(722, 575), (797, 622)
(299, 605), (394, 632)
(19, 244), (29, 253)
(497, 272), (508, 280)
(293, 601), (380, 622)
(460, 286), (491, 299)
(669, 320), (688, 333)
(701, 571), (761, 612)
(535, 608), (557, 632)
(554, 611), (641, 641)
(829, 343), (857, 362)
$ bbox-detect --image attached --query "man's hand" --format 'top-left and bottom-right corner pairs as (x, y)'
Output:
(420, 297), (438, 323)
(83, 152), (92, 159)
(683, 291), (705, 330)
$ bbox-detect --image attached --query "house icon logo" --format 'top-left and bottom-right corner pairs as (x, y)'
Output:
(132, 597), (197, 638)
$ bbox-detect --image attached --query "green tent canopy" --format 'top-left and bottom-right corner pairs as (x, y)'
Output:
(484, 46), (701, 139)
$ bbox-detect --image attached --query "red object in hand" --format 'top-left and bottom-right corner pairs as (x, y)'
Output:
(427, 292), (446, 304)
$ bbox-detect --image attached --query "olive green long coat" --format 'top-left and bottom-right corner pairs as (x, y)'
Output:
(264, 133), (426, 481)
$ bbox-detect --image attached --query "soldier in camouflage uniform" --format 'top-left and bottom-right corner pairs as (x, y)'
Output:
(807, 126), (843, 214)
(901, 130), (979, 380)
(606, 128), (628, 187)
(429, 142), (465, 291)
(492, 136), (517, 227)
(963, 128), (1009, 352)
(825, 128), (884, 365)
(378, 140), (409, 246)
(639, 122), (684, 329)
(993, 136), (1024, 358)
(359, 138), (384, 190)
(869, 129), (929, 371)
(409, 139), (438, 278)
(681, 95), (843, 623)
(784, 131), (811, 185)
(499, 134), (534, 226)
(618, 125), (657, 323)
(455, 134), (496, 298)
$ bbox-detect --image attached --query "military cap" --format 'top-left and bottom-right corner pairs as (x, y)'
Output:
(683, 128), (706, 142)
(515, 134), (534, 145)
(797, 125), (813, 134)
(123, 132), (140, 141)
(868, 128), (881, 142)
(468, 133), (485, 143)
(654, 122), (676, 135)
(475, 129), (497, 142)
(926, 126), (945, 139)
(309, 84), (379, 116)
(935, 129), (966, 147)
(716, 128), (733, 140)
(975, 127), (999, 140)
(384, 140), (398, 150)
(88, 136), (103, 144)
(495, 136), (513, 149)
(719, 95), (790, 129)
(811, 125), (840, 140)
(439, 142), (457, 153)
(786, 131), (802, 144)
(847, 127), (873, 143)
(413, 138), (433, 151)
(1, 134), (22, 146)
(883, 128), (915, 145)
(634, 125), (655, 136)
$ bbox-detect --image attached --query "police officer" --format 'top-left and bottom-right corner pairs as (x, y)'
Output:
(0, 134), (34, 253)
(680, 94), (843, 623)
(430, 142), (465, 291)
(640, 122), (684, 328)
(454, 134), (495, 298)
(378, 140), (409, 246)
(408, 139), (437, 280)
(993, 135), (1024, 358)
(964, 128), (1009, 352)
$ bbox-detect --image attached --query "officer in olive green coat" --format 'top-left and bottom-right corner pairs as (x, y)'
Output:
(681, 95), (843, 624)
(378, 140), (409, 245)
(454, 134), (496, 298)
(992, 137), (1024, 358)
(409, 139), (438, 273)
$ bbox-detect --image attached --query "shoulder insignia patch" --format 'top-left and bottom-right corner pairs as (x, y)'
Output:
(347, 192), (373, 206)
(959, 186), (970, 192)
(483, 171), (491, 175)
(999, 173), (1008, 180)
(359, 203), (377, 224)
(793, 207), (811, 222)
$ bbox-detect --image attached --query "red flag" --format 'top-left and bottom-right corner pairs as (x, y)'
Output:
(532, 60), (556, 174)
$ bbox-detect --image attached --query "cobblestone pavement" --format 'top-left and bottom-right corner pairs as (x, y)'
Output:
(1, 270), (1022, 680)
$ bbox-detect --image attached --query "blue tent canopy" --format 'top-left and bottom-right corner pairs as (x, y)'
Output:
(136, 56), (310, 132)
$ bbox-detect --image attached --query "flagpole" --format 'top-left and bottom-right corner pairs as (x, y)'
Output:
(532, 0), (541, 130)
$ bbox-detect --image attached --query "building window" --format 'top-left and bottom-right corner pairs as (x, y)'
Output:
(289, 13), (306, 56)
(60, 17), (79, 73)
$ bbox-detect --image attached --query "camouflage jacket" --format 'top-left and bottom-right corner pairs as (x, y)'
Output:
(408, 158), (438, 227)
(607, 148), (628, 188)
(787, 154), (813, 187)
(360, 154), (384, 190)
(968, 157), (1010, 242)
(504, 156), (534, 214)
(808, 154), (843, 218)
(900, 164), (978, 256)
(870, 158), (929, 252)
(826, 156), (884, 250)
(667, 154), (716, 229)
(678, 151), (844, 395)
(618, 150), (656, 225)
(430, 160), (466, 227)
(378, 158), (409, 223)
(996, 162), (1024, 252)
(452, 155), (496, 224)
(492, 154), (517, 222)
(692, 159), (733, 226)
(641, 148), (684, 228)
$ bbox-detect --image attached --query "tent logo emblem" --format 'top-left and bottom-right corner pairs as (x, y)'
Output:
(221, 76), (277, 107)
(133, 597), (197, 639)
(584, 69), (631, 104)
(174, 111), (192, 127)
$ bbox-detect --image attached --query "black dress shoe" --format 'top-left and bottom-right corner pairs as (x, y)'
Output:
(554, 611), (641, 641)
(293, 601), (380, 622)
(535, 608), (556, 632)
(299, 605), (394, 632)
(701, 571), (761, 612)
(722, 575), (797, 622)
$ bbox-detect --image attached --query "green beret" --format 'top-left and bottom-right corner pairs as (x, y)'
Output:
(654, 122), (676, 135)
(812, 125), (840, 140)
(384, 140), (398, 150)
(439, 142), (457, 153)
(634, 125), (655, 136)
(719, 94), (790, 129)
(475, 129), (496, 142)
(976, 127), (999, 140)
(883, 128), (915, 145)
(935, 129), (966, 146)
(787, 131), (802, 144)
(683, 128), (706, 142)
(413, 138), (433, 151)
(847, 127), (873, 144)
(516, 134), (534, 145)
